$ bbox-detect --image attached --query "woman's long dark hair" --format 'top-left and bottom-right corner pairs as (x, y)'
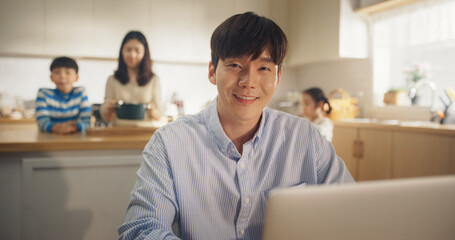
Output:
(303, 87), (332, 115)
(114, 31), (155, 86)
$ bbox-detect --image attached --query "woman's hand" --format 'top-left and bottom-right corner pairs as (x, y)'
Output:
(104, 100), (117, 121)
(146, 103), (161, 121)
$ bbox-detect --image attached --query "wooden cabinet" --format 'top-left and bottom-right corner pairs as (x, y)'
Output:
(332, 125), (358, 179)
(357, 129), (393, 180)
(392, 132), (455, 178)
(333, 122), (455, 181)
(333, 126), (393, 181)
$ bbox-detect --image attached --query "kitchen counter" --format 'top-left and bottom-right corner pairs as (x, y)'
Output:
(2, 118), (454, 153)
(334, 119), (455, 136)
(332, 118), (455, 182)
(0, 124), (156, 153)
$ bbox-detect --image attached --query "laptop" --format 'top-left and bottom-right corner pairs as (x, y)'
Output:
(262, 175), (455, 240)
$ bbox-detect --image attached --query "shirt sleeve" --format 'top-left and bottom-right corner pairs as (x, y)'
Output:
(312, 126), (355, 184)
(150, 76), (164, 119)
(35, 89), (54, 132)
(76, 87), (91, 132)
(118, 131), (181, 240)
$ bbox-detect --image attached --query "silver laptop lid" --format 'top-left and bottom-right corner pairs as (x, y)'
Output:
(263, 175), (455, 240)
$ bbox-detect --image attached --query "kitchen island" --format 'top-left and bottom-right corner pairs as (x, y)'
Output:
(0, 122), (157, 240)
(0, 124), (155, 152)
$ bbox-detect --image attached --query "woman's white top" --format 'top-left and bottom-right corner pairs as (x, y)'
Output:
(100, 74), (164, 127)
(312, 116), (333, 142)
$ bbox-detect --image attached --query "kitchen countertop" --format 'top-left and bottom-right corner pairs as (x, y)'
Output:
(0, 124), (156, 153)
(1, 118), (454, 153)
(334, 119), (455, 136)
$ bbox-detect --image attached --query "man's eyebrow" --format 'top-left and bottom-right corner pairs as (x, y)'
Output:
(259, 57), (274, 63)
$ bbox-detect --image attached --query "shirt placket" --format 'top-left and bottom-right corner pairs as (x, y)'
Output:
(234, 143), (253, 239)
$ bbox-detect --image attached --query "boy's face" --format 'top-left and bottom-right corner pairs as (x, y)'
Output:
(50, 67), (79, 94)
(209, 51), (281, 124)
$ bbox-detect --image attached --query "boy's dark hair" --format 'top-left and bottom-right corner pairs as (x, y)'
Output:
(210, 12), (288, 71)
(303, 87), (332, 115)
(115, 31), (155, 86)
(50, 57), (79, 73)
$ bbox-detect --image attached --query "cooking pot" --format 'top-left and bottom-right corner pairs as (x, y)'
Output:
(115, 101), (150, 120)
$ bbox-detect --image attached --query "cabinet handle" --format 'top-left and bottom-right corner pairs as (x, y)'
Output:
(353, 140), (359, 158)
(357, 140), (364, 159)
(353, 140), (364, 158)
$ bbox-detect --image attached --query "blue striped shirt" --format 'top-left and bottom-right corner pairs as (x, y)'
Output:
(118, 99), (354, 240)
(35, 87), (91, 132)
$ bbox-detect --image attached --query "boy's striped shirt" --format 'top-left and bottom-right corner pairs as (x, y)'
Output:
(35, 87), (91, 132)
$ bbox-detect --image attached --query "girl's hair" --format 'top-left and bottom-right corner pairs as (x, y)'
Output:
(114, 31), (155, 86)
(303, 87), (332, 115)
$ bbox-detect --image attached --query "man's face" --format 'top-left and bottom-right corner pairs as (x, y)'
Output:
(50, 67), (79, 94)
(209, 51), (281, 124)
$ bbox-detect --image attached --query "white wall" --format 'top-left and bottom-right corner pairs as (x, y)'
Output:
(0, 0), (289, 115)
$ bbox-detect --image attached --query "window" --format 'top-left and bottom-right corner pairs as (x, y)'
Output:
(370, 0), (455, 108)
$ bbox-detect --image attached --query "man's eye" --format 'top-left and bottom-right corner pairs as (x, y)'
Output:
(228, 64), (241, 68)
(259, 67), (271, 71)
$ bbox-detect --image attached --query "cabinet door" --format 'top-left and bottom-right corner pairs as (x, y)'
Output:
(22, 155), (142, 240)
(358, 129), (393, 181)
(392, 132), (454, 178)
(332, 126), (358, 180)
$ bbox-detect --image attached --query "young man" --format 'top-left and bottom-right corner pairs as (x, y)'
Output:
(35, 57), (91, 134)
(118, 12), (354, 240)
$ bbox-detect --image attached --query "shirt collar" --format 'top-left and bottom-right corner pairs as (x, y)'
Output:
(54, 88), (73, 99)
(205, 97), (267, 154)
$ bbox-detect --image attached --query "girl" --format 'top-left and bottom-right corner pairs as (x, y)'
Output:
(301, 87), (333, 142)
(101, 31), (163, 126)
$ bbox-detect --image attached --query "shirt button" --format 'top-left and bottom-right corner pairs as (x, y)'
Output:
(245, 198), (250, 204)
(240, 229), (245, 235)
(239, 162), (245, 169)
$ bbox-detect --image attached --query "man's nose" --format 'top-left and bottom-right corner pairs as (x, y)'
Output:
(238, 68), (259, 88)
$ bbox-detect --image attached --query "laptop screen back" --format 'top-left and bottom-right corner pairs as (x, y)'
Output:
(262, 175), (455, 240)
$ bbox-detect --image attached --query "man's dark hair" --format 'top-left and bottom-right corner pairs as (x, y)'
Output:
(115, 31), (155, 86)
(50, 57), (79, 73)
(210, 12), (288, 71)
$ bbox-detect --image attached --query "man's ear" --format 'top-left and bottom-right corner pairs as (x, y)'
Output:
(75, 74), (79, 82)
(275, 68), (282, 87)
(208, 61), (216, 85)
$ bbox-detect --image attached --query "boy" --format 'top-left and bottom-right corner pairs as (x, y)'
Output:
(35, 57), (91, 134)
(118, 12), (353, 240)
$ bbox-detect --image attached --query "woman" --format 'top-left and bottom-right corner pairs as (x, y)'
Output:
(301, 87), (333, 142)
(101, 31), (163, 126)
